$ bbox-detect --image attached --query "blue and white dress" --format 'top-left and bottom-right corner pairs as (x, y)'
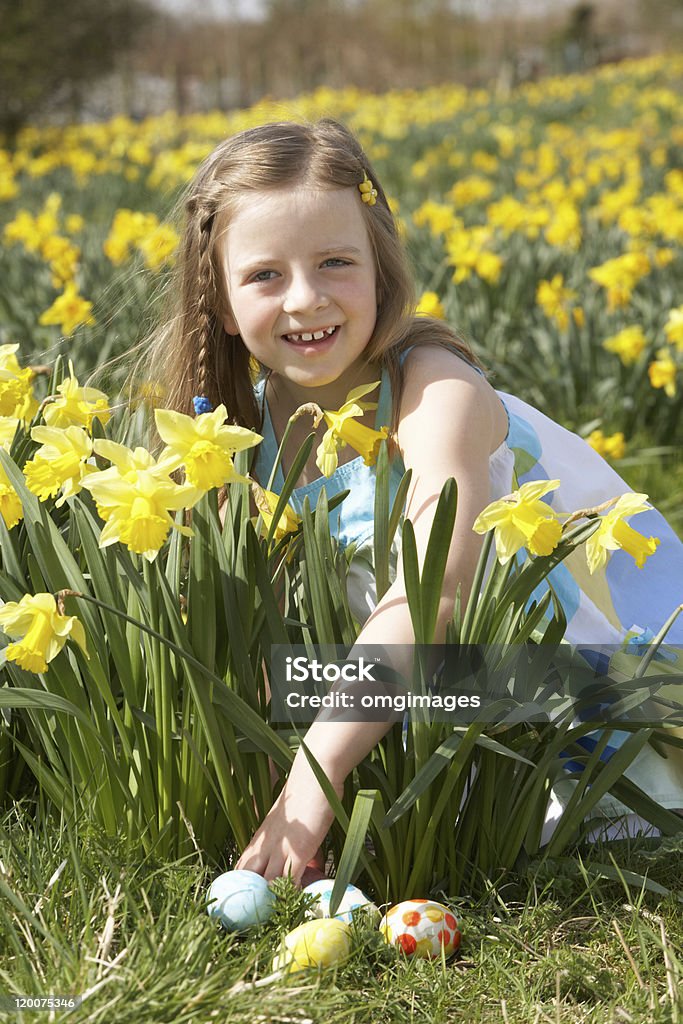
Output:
(253, 364), (683, 829)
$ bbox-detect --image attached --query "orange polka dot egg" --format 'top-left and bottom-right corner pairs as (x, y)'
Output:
(379, 899), (461, 959)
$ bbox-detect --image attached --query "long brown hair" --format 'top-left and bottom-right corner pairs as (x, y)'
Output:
(131, 118), (482, 438)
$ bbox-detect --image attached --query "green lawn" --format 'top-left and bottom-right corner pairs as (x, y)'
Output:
(1, 805), (682, 1024)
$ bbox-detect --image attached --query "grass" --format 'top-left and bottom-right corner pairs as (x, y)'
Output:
(1, 804), (682, 1023)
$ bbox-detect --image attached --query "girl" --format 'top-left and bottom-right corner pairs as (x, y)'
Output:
(139, 119), (683, 881)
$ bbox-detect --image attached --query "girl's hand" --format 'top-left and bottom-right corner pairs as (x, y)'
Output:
(235, 766), (343, 883)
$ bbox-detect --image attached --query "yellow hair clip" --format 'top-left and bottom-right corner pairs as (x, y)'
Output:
(358, 172), (378, 206)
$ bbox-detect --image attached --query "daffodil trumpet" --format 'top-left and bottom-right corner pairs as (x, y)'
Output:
(251, 481), (301, 545)
(473, 479), (563, 564)
(558, 493), (660, 573)
(317, 380), (388, 477)
(41, 360), (111, 430)
(154, 404), (262, 490)
(82, 440), (201, 561)
(0, 592), (88, 675)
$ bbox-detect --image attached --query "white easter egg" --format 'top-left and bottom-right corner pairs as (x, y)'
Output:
(272, 918), (352, 973)
(302, 879), (378, 924)
(207, 870), (275, 932)
(379, 899), (461, 958)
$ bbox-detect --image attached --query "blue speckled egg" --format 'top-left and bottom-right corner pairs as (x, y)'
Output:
(207, 870), (275, 932)
(303, 879), (378, 924)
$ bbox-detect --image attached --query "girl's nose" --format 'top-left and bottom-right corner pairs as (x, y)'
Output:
(282, 271), (327, 314)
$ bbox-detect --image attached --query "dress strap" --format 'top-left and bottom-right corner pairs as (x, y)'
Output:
(252, 376), (283, 490)
(374, 367), (392, 430)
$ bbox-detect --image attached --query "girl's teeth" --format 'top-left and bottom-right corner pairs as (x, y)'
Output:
(286, 326), (337, 342)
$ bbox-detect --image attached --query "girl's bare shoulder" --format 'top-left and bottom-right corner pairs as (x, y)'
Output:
(401, 342), (485, 389)
(398, 344), (507, 459)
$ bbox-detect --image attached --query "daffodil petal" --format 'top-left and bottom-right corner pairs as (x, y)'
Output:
(611, 492), (652, 517)
(493, 521), (526, 563)
(516, 478), (561, 503)
(342, 381), (381, 406)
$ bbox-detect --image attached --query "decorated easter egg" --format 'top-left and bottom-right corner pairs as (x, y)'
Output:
(379, 899), (461, 958)
(272, 918), (352, 973)
(206, 870), (275, 932)
(303, 879), (378, 924)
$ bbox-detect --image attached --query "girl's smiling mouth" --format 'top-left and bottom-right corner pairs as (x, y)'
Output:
(282, 325), (340, 345)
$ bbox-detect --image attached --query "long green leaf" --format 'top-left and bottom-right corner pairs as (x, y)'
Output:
(420, 477), (457, 643)
(329, 789), (380, 915)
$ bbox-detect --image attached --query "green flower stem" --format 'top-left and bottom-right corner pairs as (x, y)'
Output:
(265, 406), (319, 494)
(144, 559), (174, 837)
(460, 529), (494, 640)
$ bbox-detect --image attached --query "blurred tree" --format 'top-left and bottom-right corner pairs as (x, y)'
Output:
(0, 0), (155, 142)
(264, 0), (333, 93)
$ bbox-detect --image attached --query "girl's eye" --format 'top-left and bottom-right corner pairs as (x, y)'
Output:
(323, 257), (351, 268)
(250, 270), (277, 283)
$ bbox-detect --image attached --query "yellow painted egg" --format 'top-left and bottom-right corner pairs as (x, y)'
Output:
(272, 918), (352, 973)
(379, 899), (461, 959)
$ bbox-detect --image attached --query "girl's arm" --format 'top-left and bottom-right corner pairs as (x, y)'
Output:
(236, 346), (497, 881)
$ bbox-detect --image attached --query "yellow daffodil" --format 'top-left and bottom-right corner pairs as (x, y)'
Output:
(82, 439), (201, 560)
(588, 252), (650, 310)
(412, 201), (461, 236)
(137, 223), (180, 270)
(602, 325), (647, 366)
(416, 291), (445, 319)
(317, 382), (388, 478)
(474, 250), (504, 284)
(252, 484), (301, 542)
(585, 493), (660, 574)
(586, 429), (626, 460)
(647, 347), (677, 398)
(654, 247), (675, 269)
(0, 416), (21, 451)
(0, 592), (88, 675)
(447, 225), (503, 285)
(65, 213), (85, 234)
(24, 425), (94, 506)
(103, 209), (177, 269)
(248, 356), (261, 383)
(2, 196), (60, 252)
(43, 362), (111, 430)
(0, 345), (38, 422)
(664, 306), (683, 352)
(447, 175), (494, 206)
(473, 479), (563, 564)
(536, 274), (577, 331)
(0, 345), (24, 375)
(39, 281), (95, 336)
(545, 201), (582, 250)
(40, 235), (80, 286)
(131, 380), (167, 411)
(0, 464), (23, 529)
(154, 404), (262, 490)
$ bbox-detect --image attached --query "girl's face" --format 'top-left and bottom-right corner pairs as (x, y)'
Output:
(220, 186), (378, 405)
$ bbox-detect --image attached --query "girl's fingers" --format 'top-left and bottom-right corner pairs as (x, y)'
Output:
(235, 842), (268, 874)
